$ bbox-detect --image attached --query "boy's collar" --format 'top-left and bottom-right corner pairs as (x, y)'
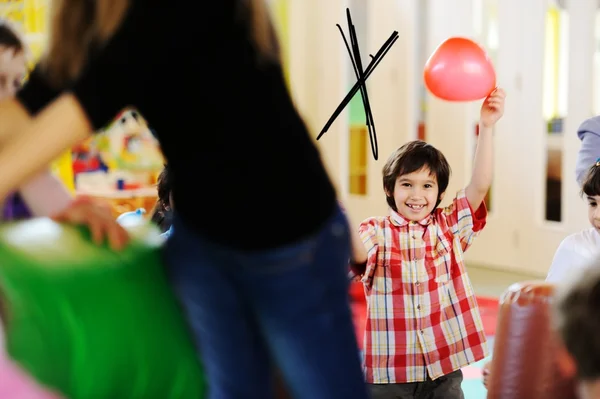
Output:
(389, 208), (432, 227)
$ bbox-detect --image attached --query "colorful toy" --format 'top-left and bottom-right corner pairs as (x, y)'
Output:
(424, 37), (496, 102)
(94, 109), (164, 172)
(71, 138), (106, 175)
(0, 218), (206, 398)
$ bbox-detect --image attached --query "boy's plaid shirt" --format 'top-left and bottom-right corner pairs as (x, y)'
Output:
(359, 189), (489, 383)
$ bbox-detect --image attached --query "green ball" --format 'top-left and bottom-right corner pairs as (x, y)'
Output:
(0, 218), (206, 398)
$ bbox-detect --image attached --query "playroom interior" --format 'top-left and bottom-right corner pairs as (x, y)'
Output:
(0, 0), (596, 397)
(275, 0), (596, 397)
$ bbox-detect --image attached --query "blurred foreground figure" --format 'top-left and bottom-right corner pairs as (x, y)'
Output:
(0, 218), (206, 398)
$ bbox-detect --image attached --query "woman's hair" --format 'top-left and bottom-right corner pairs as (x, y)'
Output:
(243, 0), (280, 64)
(42, 0), (279, 87)
(582, 161), (600, 198)
(42, 0), (129, 87)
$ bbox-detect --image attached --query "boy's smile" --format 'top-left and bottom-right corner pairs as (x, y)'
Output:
(388, 167), (444, 221)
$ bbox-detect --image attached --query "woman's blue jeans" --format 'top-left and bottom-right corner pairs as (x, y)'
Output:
(164, 206), (368, 399)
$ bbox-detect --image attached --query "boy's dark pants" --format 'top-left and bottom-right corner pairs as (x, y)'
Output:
(368, 370), (464, 399)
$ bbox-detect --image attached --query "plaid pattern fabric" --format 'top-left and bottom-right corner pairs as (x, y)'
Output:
(359, 189), (489, 383)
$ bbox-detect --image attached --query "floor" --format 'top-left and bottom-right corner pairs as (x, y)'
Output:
(466, 264), (542, 298)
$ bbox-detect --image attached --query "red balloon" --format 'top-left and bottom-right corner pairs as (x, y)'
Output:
(424, 37), (496, 102)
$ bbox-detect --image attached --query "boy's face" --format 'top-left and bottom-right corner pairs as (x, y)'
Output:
(587, 195), (600, 232)
(387, 167), (443, 221)
(0, 45), (25, 101)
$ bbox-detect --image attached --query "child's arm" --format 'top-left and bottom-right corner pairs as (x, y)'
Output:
(338, 200), (369, 277)
(465, 88), (506, 211)
(18, 170), (73, 217)
(350, 222), (367, 265)
(356, 219), (379, 285)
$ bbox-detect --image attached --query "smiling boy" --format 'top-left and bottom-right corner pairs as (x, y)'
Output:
(351, 89), (506, 399)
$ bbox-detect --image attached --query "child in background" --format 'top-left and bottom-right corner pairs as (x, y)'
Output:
(117, 165), (173, 237)
(352, 89), (505, 398)
(576, 116), (600, 186)
(546, 160), (600, 283)
(150, 165), (173, 237)
(554, 260), (600, 399)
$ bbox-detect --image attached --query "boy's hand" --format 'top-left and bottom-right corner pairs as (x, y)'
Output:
(348, 270), (363, 283)
(51, 196), (130, 250)
(480, 88), (506, 128)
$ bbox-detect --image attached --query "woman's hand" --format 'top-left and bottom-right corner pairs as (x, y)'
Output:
(51, 196), (129, 250)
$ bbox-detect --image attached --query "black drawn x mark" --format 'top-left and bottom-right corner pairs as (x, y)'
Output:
(317, 8), (399, 161)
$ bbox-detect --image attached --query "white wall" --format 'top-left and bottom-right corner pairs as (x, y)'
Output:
(285, 0), (597, 277)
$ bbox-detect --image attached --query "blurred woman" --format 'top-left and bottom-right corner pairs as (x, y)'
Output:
(0, 1), (368, 398)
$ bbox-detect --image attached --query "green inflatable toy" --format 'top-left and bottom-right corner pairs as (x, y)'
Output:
(0, 218), (206, 398)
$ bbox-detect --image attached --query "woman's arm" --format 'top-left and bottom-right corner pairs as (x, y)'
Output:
(4, 64), (65, 146)
(0, 94), (128, 250)
(0, 96), (74, 216)
(0, 99), (31, 146)
(0, 95), (91, 201)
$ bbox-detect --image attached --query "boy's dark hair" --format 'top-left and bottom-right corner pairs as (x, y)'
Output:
(582, 162), (600, 198)
(0, 18), (25, 52)
(150, 165), (172, 233)
(554, 263), (600, 381)
(382, 140), (451, 211)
